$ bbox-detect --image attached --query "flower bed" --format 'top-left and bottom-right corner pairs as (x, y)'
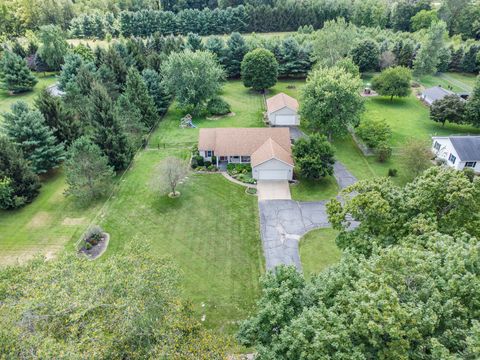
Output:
(227, 164), (256, 185)
(79, 225), (109, 260)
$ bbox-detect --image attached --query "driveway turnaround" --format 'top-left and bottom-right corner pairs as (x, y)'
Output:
(257, 162), (358, 271)
(257, 180), (291, 200)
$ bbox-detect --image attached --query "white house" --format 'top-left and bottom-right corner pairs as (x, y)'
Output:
(266, 93), (300, 126)
(198, 127), (294, 181)
(432, 136), (480, 173)
(420, 86), (455, 106)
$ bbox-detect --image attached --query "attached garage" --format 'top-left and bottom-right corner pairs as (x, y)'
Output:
(256, 168), (291, 180)
(251, 139), (294, 181)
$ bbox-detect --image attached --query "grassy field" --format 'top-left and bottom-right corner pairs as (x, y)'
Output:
(291, 175), (338, 202)
(0, 73), (57, 115)
(418, 72), (477, 93)
(299, 228), (341, 278)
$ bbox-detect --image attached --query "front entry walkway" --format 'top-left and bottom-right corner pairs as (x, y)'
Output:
(257, 162), (358, 271)
(257, 180), (291, 200)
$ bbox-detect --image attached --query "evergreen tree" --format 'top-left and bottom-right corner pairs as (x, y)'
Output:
(34, 88), (82, 146)
(0, 51), (38, 93)
(120, 68), (158, 129)
(142, 69), (171, 115)
(225, 32), (248, 78)
(2, 101), (65, 174)
(448, 47), (464, 72)
(64, 136), (114, 204)
(279, 37), (312, 77)
(351, 39), (380, 72)
(87, 83), (133, 171)
(461, 45), (479, 73)
(103, 46), (128, 87)
(466, 76), (480, 127)
(58, 53), (84, 90)
(0, 137), (41, 209)
(186, 32), (203, 51)
(241, 48), (278, 91)
(205, 36), (226, 63)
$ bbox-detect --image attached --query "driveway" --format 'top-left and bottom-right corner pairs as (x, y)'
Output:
(257, 162), (358, 271)
(257, 180), (291, 200)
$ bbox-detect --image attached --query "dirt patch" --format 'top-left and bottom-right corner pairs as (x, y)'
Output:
(27, 212), (52, 229)
(62, 217), (87, 226)
(206, 112), (236, 120)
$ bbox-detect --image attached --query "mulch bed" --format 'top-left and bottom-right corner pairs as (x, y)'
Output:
(79, 233), (110, 260)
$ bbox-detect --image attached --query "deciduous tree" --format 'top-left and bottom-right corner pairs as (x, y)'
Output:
(64, 136), (114, 203)
(152, 157), (189, 197)
(300, 66), (363, 140)
(241, 48), (278, 91)
(372, 66), (412, 100)
(430, 94), (466, 126)
(37, 25), (68, 70)
(413, 21), (447, 77)
(293, 134), (335, 180)
(400, 138), (432, 179)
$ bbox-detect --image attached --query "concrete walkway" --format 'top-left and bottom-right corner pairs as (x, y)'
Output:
(258, 162), (358, 271)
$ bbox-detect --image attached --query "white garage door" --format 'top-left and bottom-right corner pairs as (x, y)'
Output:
(257, 169), (289, 180)
(275, 115), (296, 125)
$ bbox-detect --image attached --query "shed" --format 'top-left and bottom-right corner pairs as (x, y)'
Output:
(420, 86), (454, 106)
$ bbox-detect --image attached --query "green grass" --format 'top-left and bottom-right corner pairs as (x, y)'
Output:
(290, 175), (339, 202)
(0, 169), (101, 266)
(0, 73), (57, 115)
(299, 228), (341, 278)
(418, 72), (476, 93)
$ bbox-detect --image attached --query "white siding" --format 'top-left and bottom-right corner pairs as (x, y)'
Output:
(268, 107), (300, 126)
(432, 137), (464, 171)
(252, 159), (293, 180)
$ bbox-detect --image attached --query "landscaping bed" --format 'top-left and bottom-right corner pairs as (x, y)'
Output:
(227, 163), (256, 185)
(79, 226), (110, 260)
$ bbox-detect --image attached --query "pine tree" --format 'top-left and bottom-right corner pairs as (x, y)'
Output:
(103, 46), (128, 86)
(225, 32), (248, 78)
(64, 136), (114, 203)
(0, 51), (38, 93)
(87, 83), (133, 171)
(2, 101), (65, 174)
(58, 53), (84, 90)
(120, 68), (158, 129)
(186, 32), (203, 51)
(0, 137), (41, 209)
(142, 69), (171, 115)
(34, 88), (82, 146)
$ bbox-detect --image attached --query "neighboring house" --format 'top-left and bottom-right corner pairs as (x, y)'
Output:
(420, 86), (455, 106)
(266, 93), (300, 126)
(198, 127), (294, 180)
(432, 136), (480, 173)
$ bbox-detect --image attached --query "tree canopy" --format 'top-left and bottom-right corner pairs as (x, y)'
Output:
(293, 134), (335, 180)
(300, 66), (363, 140)
(241, 48), (278, 91)
(372, 66), (412, 100)
(0, 51), (38, 93)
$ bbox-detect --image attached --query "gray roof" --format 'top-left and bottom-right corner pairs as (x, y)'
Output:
(422, 86), (454, 103)
(450, 136), (480, 161)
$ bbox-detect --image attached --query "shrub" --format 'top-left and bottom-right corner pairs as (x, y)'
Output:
(463, 167), (475, 182)
(207, 165), (216, 172)
(191, 155), (204, 169)
(376, 142), (392, 162)
(388, 168), (398, 177)
(83, 225), (104, 246)
(207, 97), (231, 116)
(356, 118), (392, 149)
(436, 158), (447, 166)
(204, 161), (212, 167)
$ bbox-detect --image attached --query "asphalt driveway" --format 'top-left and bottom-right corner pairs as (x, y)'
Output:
(257, 162), (358, 271)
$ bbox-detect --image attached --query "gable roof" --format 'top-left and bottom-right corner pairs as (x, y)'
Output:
(266, 93), (299, 114)
(422, 86), (454, 103)
(449, 136), (480, 161)
(198, 128), (292, 162)
(251, 138), (294, 167)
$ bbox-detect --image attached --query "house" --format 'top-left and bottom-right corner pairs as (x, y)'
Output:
(420, 86), (455, 106)
(266, 93), (300, 126)
(198, 127), (294, 180)
(432, 136), (480, 173)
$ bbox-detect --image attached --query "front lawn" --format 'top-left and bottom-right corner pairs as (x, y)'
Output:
(299, 228), (340, 278)
(99, 149), (264, 335)
(290, 175), (338, 202)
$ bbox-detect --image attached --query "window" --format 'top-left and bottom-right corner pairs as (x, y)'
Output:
(465, 161), (477, 168)
(434, 141), (441, 150)
(448, 153), (456, 164)
(241, 156), (251, 163)
(206, 150), (212, 157)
